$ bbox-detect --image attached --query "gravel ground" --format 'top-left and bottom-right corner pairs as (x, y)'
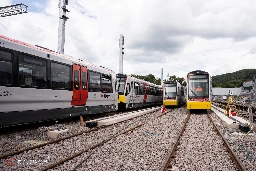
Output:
(168, 113), (238, 171)
(50, 107), (188, 171)
(0, 111), (128, 157)
(0, 108), (163, 170)
(210, 108), (256, 171)
(0, 120), (90, 156)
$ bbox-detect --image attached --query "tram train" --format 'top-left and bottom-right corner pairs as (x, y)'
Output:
(163, 80), (185, 107)
(116, 73), (163, 110)
(0, 35), (161, 127)
(186, 70), (212, 111)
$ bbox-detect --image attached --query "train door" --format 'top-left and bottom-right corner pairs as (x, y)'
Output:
(130, 81), (134, 106)
(71, 64), (88, 106)
(143, 82), (148, 103)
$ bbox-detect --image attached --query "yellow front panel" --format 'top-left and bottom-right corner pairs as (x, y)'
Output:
(163, 100), (178, 106)
(118, 95), (126, 103)
(187, 101), (211, 109)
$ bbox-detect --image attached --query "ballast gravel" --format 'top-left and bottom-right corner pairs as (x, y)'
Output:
(50, 107), (188, 171)
(168, 114), (237, 171)
(210, 109), (256, 171)
(0, 121), (90, 156)
(0, 108), (164, 170)
(0, 112), (125, 156)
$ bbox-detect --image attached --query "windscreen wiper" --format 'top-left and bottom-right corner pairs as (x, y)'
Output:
(190, 89), (198, 97)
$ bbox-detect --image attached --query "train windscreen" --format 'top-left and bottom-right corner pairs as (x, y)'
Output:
(116, 77), (126, 95)
(188, 75), (209, 98)
(164, 83), (176, 98)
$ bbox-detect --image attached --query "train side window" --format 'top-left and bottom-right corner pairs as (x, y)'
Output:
(74, 70), (79, 90)
(134, 82), (140, 95)
(82, 71), (87, 90)
(125, 83), (130, 96)
(128, 83), (131, 92)
(139, 84), (144, 95)
(51, 62), (71, 90)
(88, 71), (101, 92)
(115, 80), (117, 92)
(0, 50), (12, 85)
(101, 74), (112, 93)
(18, 54), (46, 88)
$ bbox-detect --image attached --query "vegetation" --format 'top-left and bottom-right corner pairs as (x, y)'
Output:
(131, 74), (162, 85)
(168, 75), (186, 86)
(212, 69), (256, 88)
(131, 74), (186, 86)
(132, 69), (256, 88)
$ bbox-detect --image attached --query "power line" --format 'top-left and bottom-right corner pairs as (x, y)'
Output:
(0, 3), (28, 17)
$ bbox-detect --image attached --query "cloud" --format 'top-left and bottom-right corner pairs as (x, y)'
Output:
(0, 0), (256, 81)
(249, 45), (256, 54)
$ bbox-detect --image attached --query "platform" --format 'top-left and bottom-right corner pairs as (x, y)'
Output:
(212, 105), (256, 132)
(211, 106), (239, 129)
(47, 129), (69, 138)
(86, 107), (160, 128)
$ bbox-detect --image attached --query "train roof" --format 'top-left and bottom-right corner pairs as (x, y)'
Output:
(116, 73), (161, 87)
(187, 70), (209, 75)
(164, 80), (176, 84)
(243, 80), (255, 87)
(116, 73), (127, 78)
(0, 35), (115, 74)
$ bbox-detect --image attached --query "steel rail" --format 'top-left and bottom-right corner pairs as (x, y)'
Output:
(162, 111), (246, 171)
(1, 107), (160, 160)
(0, 127), (98, 160)
(40, 109), (172, 171)
(207, 114), (246, 171)
(0, 108), (156, 160)
(161, 111), (191, 171)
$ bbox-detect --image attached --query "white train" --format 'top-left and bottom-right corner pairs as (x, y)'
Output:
(116, 73), (163, 110)
(0, 35), (162, 127)
(0, 35), (118, 127)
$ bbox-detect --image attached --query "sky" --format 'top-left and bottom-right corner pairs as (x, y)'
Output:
(0, 0), (256, 79)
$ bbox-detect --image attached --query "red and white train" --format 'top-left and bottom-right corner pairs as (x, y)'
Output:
(116, 73), (162, 110)
(0, 35), (162, 127)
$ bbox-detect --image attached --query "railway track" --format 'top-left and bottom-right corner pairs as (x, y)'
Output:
(44, 108), (170, 171)
(162, 111), (246, 171)
(0, 106), (159, 157)
(0, 111), (124, 136)
(0, 108), (162, 170)
(50, 107), (188, 170)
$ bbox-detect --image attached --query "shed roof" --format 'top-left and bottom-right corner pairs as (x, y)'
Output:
(212, 88), (242, 96)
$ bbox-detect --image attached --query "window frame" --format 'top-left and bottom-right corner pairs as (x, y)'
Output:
(88, 70), (101, 92)
(18, 53), (47, 88)
(51, 61), (71, 90)
(0, 49), (13, 86)
(101, 73), (113, 93)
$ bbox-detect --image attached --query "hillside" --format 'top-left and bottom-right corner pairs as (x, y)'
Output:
(212, 69), (256, 88)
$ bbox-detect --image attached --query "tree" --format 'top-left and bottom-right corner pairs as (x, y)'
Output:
(167, 75), (186, 86)
(144, 74), (156, 83)
(131, 74), (161, 85)
(212, 69), (256, 87)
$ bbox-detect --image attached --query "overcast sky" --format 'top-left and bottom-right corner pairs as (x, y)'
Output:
(1, 0), (256, 79)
